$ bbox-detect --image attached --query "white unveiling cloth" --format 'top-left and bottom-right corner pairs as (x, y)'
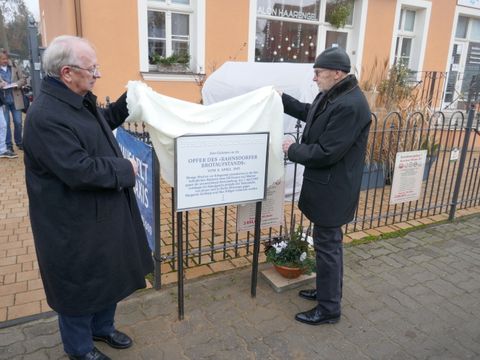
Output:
(125, 81), (285, 187)
(202, 62), (319, 199)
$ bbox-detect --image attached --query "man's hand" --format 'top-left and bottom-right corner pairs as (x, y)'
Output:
(282, 138), (295, 154)
(129, 158), (138, 176)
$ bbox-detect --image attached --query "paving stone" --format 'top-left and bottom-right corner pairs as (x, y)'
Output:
(0, 327), (25, 347)
(1, 216), (480, 359)
(0, 342), (25, 360)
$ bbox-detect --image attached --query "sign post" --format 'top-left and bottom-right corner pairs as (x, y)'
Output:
(174, 132), (269, 319)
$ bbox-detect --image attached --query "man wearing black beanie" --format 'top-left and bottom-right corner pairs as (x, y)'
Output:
(281, 46), (371, 325)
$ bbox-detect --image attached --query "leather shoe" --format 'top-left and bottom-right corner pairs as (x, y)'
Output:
(68, 347), (111, 360)
(295, 306), (340, 325)
(298, 288), (317, 301)
(93, 330), (133, 349)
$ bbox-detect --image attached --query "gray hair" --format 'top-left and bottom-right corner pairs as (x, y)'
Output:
(42, 35), (92, 77)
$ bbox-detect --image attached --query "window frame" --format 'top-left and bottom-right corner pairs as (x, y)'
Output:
(390, 0), (431, 74)
(250, 0), (356, 64)
(138, 0), (205, 79)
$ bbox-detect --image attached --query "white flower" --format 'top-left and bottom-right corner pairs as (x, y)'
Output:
(301, 233), (314, 247)
(300, 252), (307, 262)
(306, 236), (314, 247)
(273, 241), (287, 254)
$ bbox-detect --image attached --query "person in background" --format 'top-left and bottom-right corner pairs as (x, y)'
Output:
(0, 50), (27, 151)
(0, 80), (18, 159)
(280, 47), (371, 325)
(23, 35), (153, 360)
(0, 78), (17, 158)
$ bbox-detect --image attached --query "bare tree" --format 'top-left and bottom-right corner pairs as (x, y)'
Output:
(0, 0), (33, 59)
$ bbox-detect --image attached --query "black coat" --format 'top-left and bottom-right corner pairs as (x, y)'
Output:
(282, 75), (371, 227)
(23, 78), (153, 316)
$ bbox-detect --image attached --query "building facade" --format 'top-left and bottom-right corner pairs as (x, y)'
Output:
(38, 0), (480, 109)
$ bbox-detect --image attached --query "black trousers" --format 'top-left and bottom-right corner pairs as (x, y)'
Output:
(58, 303), (117, 356)
(313, 225), (343, 314)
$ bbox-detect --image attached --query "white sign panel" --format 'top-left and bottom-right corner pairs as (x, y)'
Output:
(390, 150), (428, 205)
(450, 148), (460, 161)
(175, 133), (269, 211)
(236, 177), (285, 232)
(458, 0), (480, 9)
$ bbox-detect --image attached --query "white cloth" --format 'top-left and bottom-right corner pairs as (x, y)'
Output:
(202, 62), (319, 198)
(126, 81), (285, 187)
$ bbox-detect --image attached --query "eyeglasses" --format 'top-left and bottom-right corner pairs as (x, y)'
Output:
(67, 64), (101, 76)
(314, 69), (330, 77)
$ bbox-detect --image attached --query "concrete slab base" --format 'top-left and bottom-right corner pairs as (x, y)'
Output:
(260, 266), (315, 293)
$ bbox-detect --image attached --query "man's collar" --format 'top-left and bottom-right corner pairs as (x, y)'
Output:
(42, 76), (89, 110)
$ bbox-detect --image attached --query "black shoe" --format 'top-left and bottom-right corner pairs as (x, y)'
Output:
(298, 288), (317, 301)
(93, 330), (133, 349)
(16, 145), (23, 151)
(295, 306), (340, 325)
(68, 347), (111, 360)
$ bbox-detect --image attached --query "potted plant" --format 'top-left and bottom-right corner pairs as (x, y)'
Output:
(325, 0), (354, 28)
(152, 52), (191, 73)
(264, 224), (316, 279)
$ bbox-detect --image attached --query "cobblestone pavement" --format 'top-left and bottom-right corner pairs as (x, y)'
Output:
(1, 216), (479, 360)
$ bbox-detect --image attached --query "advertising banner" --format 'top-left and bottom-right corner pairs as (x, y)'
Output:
(115, 127), (155, 251)
(236, 177), (285, 232)
(390, 150), (427, 205)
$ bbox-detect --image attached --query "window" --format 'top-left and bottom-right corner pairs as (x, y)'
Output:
(325, 0), (354, 27)
(254, 0), (355, 63)
(456, 16), (469, 39)
(148, 1), (192, 65)
(390, 0), (431, 75)
(394, 8), (416, 67)
(140, 0), (205, 75)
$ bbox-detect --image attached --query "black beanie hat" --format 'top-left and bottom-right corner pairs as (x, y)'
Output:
(313, 47), (350, 73)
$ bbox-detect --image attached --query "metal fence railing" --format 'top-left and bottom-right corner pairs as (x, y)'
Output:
(118, 106), (480, 284)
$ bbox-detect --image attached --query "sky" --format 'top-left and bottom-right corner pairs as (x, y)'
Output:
(24, 0), (39, 20)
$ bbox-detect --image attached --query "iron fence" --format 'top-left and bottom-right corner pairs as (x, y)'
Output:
(119, 107), (480, 284)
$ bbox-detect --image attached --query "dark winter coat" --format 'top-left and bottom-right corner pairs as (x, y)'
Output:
(282, 74), (371, 227)
(23, 78), (153, 316)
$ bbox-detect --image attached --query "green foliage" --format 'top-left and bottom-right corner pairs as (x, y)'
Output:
(420, 139), (440, 158)
(378, 63), (415, 111)
(152, 52), (190, 66)
(264, 225), (316, 274)
(326, 0), (353, 28)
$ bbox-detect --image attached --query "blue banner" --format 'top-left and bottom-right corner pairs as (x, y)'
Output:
(115, 127), (155, 251)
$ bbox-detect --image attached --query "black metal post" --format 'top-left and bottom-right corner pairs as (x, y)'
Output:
(153, 149), (162, 290)
(27, 17), (41, 98)
(449, 106), (475, 220)
(250, 201), (262, 297)
(177, 211), (184, 320)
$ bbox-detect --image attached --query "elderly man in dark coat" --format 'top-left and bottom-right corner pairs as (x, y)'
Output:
(281, 47), (371, 325)
(23, 35), (153, 360)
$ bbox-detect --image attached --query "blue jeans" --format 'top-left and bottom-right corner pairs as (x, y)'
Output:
(3, 102), (23, 148)
(58, 303), (117, 356)
(0, 107), (6, 153)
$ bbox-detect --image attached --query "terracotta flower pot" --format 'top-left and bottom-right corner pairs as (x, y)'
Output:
(274, 264), (303, 279)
